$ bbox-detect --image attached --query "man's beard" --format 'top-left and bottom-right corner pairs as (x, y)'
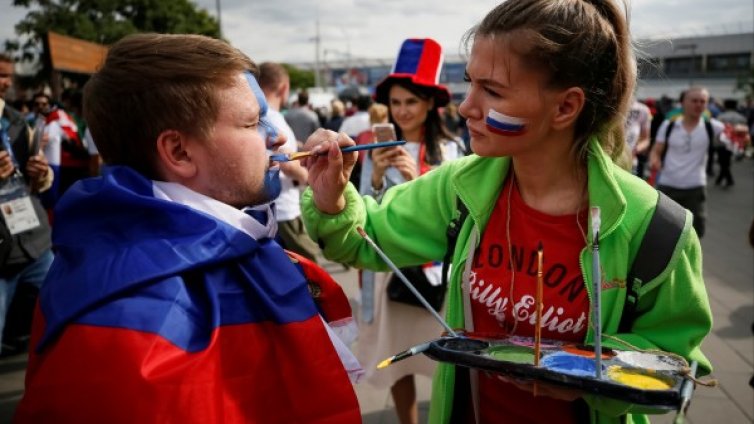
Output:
(210, 166), (281, 209)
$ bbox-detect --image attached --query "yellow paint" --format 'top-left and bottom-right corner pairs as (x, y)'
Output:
(607, 366), (673, 390)
(377, 358), (391, 369)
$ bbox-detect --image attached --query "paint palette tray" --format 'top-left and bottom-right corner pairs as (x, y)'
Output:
(424, 336), (689, 409)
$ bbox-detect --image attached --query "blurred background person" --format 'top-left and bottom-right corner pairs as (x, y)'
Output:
(341, 94), (373, 189)
(624, 97), (651, 176)
(325, 99), (345, 132)
(258, 62), (321, 262)
(284, 90), (320, 146)
(650, 86), (724, 237)
(0, 52), (54, 356)
(442, 102), (462, 138)
(340, 94), (372, 139)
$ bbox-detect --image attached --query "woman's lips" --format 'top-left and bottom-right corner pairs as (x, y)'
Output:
(468, 126), (485, 138)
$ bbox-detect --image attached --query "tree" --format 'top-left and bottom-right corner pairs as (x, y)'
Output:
(282, 64), (315, 91)
(6, 0), (221, 81)
(735, 69), (754, 101)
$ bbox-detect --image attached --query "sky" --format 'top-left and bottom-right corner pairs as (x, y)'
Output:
(1, 0), (752, 66)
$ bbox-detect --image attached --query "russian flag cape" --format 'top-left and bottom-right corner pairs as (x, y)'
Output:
(15, 166), (361, 423)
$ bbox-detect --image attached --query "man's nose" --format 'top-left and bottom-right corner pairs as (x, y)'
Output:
(269, 131), (287, 150)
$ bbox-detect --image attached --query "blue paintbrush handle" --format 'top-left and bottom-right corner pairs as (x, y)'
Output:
(269, 140), (406, 162)
(341, 140), (405, 152)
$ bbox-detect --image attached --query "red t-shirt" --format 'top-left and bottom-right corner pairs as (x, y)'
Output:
(469, 177), (590, 423)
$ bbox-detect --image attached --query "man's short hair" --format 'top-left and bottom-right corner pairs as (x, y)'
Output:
(33, 92), (51, 102)
(678, 85), (709, 103)
(258, 62), (289, 93)
(83, 33), (256, 179)
(356, 94), (372, 111)
(297, 91), (309, 107)
(723, 99), (738, 110)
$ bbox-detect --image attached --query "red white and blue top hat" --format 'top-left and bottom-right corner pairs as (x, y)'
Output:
(375, 38), (451, 107)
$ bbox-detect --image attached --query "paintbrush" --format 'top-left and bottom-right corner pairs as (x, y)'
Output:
(534, 241), (543, 367)
(533, 241), (544, 397)
(269, 140), (406, 162)
(377, 342), (431, 369)
(356, 227), (458, 337)
(590, 207), (603, 379)
(673, 360), (698, 424)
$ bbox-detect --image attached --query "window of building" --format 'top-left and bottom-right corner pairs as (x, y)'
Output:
(440, 63), (466, 84)
(707, 53), (751, 73)
(664, 56), (703, 76)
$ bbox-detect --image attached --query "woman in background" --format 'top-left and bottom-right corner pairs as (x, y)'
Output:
(357, 38), (463, 424)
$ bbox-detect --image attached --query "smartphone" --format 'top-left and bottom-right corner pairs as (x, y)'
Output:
(30, 128), (42, 156)
(372, 123), (396, 143)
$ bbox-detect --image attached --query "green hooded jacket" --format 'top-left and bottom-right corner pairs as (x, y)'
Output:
(301, 138), (712, 424)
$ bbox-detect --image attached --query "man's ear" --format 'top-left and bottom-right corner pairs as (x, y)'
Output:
(279, 81), (290, 105)
(552, 87), (585, 130)
(155, 129), (197, 180)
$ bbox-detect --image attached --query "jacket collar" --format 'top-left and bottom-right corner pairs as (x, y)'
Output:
(451, 137), (626, 240)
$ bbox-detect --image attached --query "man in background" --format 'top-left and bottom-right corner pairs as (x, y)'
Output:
(650, 86), (724, 237)
(258, 62), (321, 262)
(0, 53), (54, 356)
(284, 90), (320, 144)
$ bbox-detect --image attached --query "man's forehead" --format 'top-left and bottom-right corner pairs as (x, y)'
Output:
(686, 89), (708, 100)
(0, 61), (13, 76)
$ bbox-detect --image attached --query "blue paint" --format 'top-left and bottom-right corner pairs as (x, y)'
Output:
(243, 71), (281, 201)
(263, 167), (281, 201)
(541, 351), (603, 377)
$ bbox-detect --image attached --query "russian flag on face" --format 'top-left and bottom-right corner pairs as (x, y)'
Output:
(15, 166), (361, 424)
(485, 109), (527, 136)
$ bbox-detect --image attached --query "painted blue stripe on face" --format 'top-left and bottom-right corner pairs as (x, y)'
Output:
(242, 72), (281, 201)
(244, 71), (277, 143)
(244, 71), (268, 115)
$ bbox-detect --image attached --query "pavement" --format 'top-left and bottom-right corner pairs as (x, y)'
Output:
(1, 160), (752, 423)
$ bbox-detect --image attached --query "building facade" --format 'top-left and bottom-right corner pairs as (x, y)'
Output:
(299, 31), (753, 105)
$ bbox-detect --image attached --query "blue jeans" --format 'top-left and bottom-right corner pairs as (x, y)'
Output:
(0, 250), (54, 353)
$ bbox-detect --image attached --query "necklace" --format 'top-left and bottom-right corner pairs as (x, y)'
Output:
(504, 172), (589, 336)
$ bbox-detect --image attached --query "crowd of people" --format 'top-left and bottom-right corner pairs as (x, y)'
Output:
(0, 0), (747, 422)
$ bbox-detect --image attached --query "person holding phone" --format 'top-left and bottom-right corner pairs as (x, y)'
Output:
(356, 38), (463, 424)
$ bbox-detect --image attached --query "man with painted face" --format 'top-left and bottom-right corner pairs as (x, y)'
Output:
(16, 34), (361, 423)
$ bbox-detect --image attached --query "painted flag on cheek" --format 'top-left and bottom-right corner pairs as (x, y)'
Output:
(15, 166), (361, 424)
(485, 109), (527, 136)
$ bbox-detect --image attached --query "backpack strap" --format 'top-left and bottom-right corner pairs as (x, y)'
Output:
(443, 198), (472, 424)
(704, 119), (714, 147)
(619, 191), (686, 333)
(660, 119), (675, 164)
(704, 119), (715, 173)
(441, 197), (469, 287)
